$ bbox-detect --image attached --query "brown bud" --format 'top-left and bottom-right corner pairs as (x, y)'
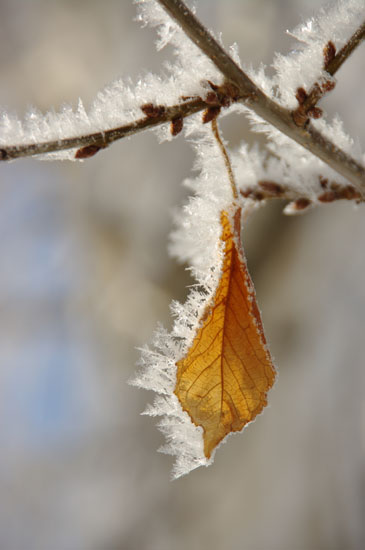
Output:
(324, 41), (336, 66)
(258, 181), (285, 196)
(308, 107), (323, 119)
(293, 197), (312, 210)
(75, 144), (102, 159)
(170, 117), (183, 136)
(318, 190), (337, 202)
(202, 106), (221, 124)
(295, 88), (308, 105)
(141, 103), (166, 118)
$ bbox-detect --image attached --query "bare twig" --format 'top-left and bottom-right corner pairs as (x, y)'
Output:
(157, 0), (365, 192)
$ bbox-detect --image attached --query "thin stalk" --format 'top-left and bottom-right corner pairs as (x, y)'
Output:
(211, 119), (238, 201)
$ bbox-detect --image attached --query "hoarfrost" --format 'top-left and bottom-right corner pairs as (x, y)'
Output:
(273, 0), (365, 109)
(1, 0), (363, 475)
(0, 0), (224, 160)
(131, 120), (237, 478)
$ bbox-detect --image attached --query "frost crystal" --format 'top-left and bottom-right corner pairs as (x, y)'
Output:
(131, 119), (236, 478)
(272, 0), (365, 109)
(1, 0), (363, 476)
(235, 0), (365, 194)
(0, 0), (223, 160)
(132, 0), (365, 477)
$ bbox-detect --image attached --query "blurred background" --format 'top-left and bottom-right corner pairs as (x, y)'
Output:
(0, 1), (364, 549)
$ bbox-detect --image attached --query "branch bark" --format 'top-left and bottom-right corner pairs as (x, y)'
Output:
(327, 21), (365, 76)
(241, 177), (363, 214)
(157, 0), (365, 192)
(294, 22), (365, 124)
(0, 1), (364, 196)
(0, 97), (206, 161)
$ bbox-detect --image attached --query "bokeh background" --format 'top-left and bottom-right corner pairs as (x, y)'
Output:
(0, 1), (364, 549)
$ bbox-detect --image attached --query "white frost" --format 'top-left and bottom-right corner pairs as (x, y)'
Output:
(2, 0), (363, 475)
(131, 118), (237, 478)
(0, 0), (223, 160)
(132, 0), (365, 477)
(238, 0), (365, 182)
(272, 0), (365, 109)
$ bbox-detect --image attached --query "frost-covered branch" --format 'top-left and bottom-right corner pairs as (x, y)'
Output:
(326, 20), (365, 76)
(293, 21), (365, 125)
(157, 0), (365, 191)
(241, 177), (363, 215)
(0, 97), (206, 161)
(0, 2), (363, 194)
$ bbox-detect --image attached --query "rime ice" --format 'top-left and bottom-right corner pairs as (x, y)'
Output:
(0, 0), (363, 476)
(132, 0), (365, 478)
(132, 120), (236, 478)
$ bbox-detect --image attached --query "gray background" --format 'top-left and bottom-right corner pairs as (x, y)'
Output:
(0, 1), (364, 549)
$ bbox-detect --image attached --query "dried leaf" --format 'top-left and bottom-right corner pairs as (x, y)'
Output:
(175, 209), (275, 458)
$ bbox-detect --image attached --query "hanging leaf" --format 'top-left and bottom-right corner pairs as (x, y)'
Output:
(175, 208), (276, 458)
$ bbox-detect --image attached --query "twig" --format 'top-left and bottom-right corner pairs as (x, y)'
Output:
(0, 97), (206, 161)
(293, 21), (365, 124)
(0, 3), (364, 195)
(327, 21), (365, 76)
(157, 0), (365, 192)
(241, 177), (363, 214)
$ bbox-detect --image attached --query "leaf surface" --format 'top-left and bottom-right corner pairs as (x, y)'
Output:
(175, 209), (275, 458)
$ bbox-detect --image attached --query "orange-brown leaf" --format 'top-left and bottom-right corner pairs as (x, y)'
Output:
(174, 209), (275, 458)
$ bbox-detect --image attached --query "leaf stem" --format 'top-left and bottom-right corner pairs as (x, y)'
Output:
(157, 0), (365, 192)
(0, 3), (364, 195)
(211, 119), (238, 201)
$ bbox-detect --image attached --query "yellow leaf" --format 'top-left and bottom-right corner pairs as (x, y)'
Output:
(175, 208), (276, 458)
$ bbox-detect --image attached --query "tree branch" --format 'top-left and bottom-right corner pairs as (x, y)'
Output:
(327, 21), (365, 77)
(241, 177), (363, 214)
(294, 21), (365, 124)
(0, 2), (364, 197)
(157, 0), (365, 192)
(0, 97), (206, 161)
